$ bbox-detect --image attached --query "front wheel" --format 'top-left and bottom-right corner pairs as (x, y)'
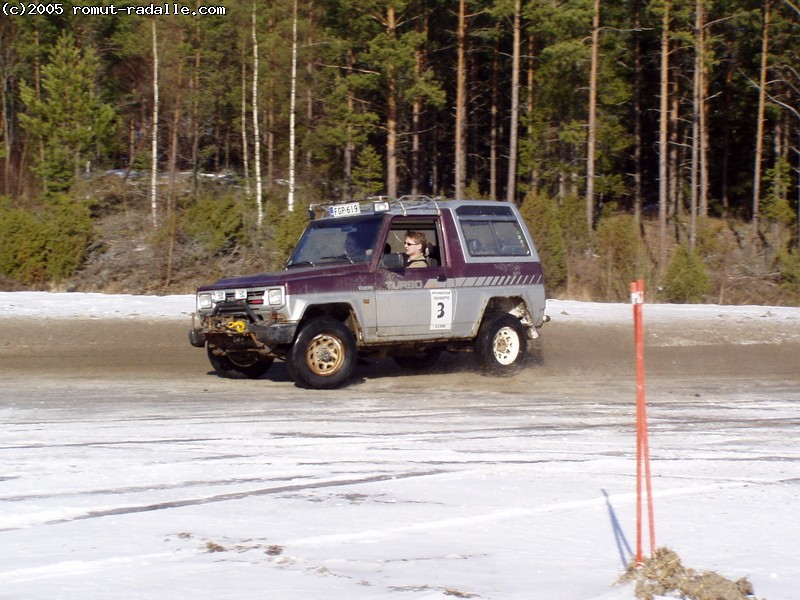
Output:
(207, 346), (273, 379)
(289, 318), (357, 389)
(475, 313), (528, 374)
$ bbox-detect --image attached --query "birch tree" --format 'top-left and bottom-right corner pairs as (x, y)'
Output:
(287, 0), (298, 212)
(151, 20), (159, 227)
(252, 0), (264, 226)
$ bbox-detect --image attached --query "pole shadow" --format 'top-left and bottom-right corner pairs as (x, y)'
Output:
(603, 488), (634, 569)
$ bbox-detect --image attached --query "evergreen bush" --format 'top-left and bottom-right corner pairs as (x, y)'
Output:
(661, 245), (711, 303)
(520, 192), (567, 290)
(595, 212), (646, 301)
(352, 146), (384, 197)
(182, 194), (244, 255)
(776, 249), (800, 302)
(273, 206), (313, 264)
(558, 195), (591, 255)
(0, 195), (93, 285)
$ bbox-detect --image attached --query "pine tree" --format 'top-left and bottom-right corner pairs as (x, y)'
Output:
(19, 32), (115, 194)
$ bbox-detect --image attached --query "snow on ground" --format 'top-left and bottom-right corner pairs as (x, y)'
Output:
(2, 290), (800, 324)
(1, 292), (799, 599)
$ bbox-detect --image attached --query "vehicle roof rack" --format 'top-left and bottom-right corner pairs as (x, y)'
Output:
(308, 195), (447, 220)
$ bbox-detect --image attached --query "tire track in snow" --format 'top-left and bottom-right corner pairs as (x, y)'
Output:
(0, 470), (446, 532)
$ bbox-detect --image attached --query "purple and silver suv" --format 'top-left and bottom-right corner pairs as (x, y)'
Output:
(189, 198), (547, 388)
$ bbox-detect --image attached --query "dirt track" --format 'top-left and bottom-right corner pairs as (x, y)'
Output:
(1, 316), (798, 390)
(2, 312), (799, 600)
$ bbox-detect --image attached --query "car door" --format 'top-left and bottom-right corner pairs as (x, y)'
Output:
(374, 218), (455, 339)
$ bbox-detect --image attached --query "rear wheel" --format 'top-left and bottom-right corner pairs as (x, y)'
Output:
(207, 346), (273, 379)
(475, 313), (528, 374)
(289, 318), (357, 389)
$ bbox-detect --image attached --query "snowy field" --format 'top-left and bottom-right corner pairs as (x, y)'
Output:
(1, 292), (799, 599)
(2, 290), (800, 325)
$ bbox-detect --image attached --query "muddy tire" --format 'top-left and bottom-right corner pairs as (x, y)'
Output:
(475, 313), (528, 374)
(289, 318), (357, 389)
(207, 346), (273, 379)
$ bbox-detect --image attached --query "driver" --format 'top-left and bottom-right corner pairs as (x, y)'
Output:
(404, 231), (428, 268)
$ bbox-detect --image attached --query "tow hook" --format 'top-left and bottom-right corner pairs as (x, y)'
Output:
(227, 320), (247, 333)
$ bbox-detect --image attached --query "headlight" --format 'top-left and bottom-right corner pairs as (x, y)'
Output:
(198, 293), (212, 309)
(211, 290), (226, 302)
(266, 287), (285, 306)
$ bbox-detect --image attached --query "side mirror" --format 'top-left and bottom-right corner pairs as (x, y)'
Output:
(380, 252), (405, 269)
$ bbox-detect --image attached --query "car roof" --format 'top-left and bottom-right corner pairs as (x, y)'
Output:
(309, 197), (521, 221)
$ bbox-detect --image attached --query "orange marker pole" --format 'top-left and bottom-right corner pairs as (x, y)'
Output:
(631, 279), (656, 565)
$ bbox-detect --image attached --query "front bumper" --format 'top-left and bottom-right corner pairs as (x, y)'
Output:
(189, 321), (298, 349)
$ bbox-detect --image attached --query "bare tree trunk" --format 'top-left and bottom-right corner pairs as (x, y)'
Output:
(454, 0), (467, 199)
(385, 6), (398, 198)
(690, 0), (701, 252)
(168, 66), (182, 220)
(658, 0), (671, 268)
(1, 71), (11, 195)
(490, 35), (499, 201)
(586, 0), (601, 231)
(691, 0), (710, 252)
(633, 6), (643, 227)
(252, 1), (263, 226)
(527, 30), (538, 194)
(287, 0), (298, 211)
(344, 89), (354, 200)
(669, 80), (680, 220)
(267, 95), (274, 189)
(305, 3), (314, 177)
(698, 4), (709, 219)
(343, 48), (355, 201)
(150, 19), (159, 228)
(505, 0), (522, 204)
(752, 0), (771, 242)
(412, 50), (422, 196)
(191, 18), (201, 194)
(241, 59), (251, 198)
(720, 39), (734, 216)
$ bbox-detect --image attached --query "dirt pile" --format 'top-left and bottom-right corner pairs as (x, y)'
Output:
(619, 547), (759, 600)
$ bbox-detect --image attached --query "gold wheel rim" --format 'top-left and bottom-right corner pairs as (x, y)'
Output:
(305, 334), (345, 376)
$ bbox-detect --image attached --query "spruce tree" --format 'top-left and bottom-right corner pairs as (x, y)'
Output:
(19, 32), (115, 194)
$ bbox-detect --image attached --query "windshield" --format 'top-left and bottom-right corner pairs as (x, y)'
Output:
(286, 216), (383, 267)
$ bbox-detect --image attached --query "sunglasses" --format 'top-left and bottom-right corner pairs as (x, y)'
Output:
(404, 242), (420, 246)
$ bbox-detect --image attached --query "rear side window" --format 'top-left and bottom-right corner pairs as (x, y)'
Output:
(461, 219), (531, 257)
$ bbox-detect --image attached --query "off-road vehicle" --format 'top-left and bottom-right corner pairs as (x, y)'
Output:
(189, 197), (547, 388)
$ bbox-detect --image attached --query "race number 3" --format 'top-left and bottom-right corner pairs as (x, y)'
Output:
(429, 290), (453, 331)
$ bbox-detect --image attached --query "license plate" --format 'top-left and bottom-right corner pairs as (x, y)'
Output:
(328, 202), (361, 218)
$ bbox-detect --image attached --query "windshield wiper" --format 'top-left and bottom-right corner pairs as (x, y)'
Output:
(286, 260), (315, 268)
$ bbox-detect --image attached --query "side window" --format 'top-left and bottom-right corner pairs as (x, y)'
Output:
(462, 222), (498, 256)
(462, 220), (531, 257)
(381, 219), (442, 268)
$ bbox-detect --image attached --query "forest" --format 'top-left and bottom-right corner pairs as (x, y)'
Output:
(0, 0), (798, 303)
